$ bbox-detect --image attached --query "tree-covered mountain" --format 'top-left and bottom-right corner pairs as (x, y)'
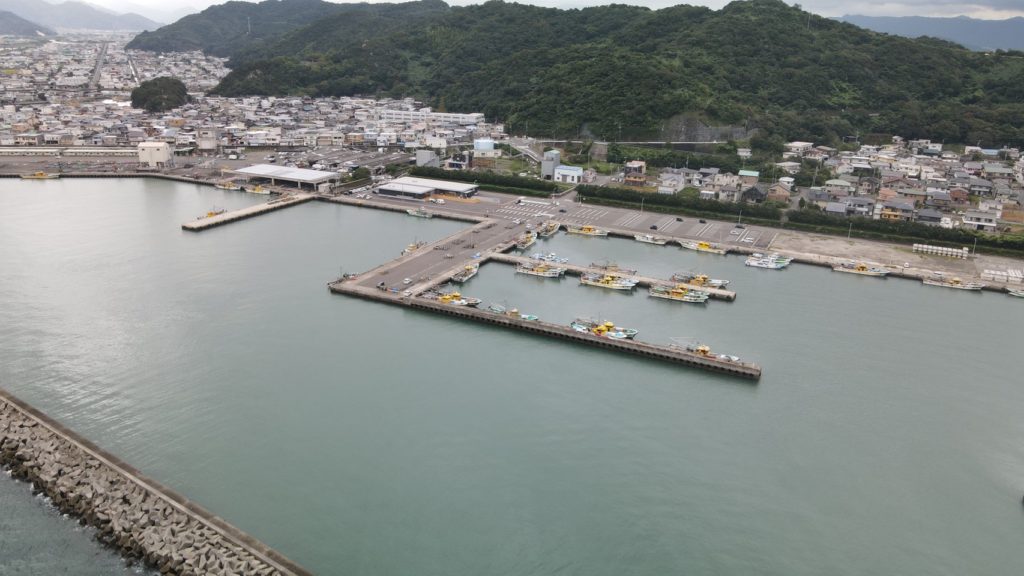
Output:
(0, 0), (160, 31)
(135, 0), (1024, 146)
(838, 15), (1024, 52)
(0, 10), (54, 36)
(126, 0), (356, 57)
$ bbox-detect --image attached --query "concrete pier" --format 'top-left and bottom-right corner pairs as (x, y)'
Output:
(182, 193), (314, 231)
(0, 388), (310, 576)
(328, 281), (761, 380)
(489, 253), (738, 301)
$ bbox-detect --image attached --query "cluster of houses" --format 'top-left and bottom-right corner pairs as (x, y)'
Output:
(640, 137), (1023, 233)
(1, 37), (503, 158)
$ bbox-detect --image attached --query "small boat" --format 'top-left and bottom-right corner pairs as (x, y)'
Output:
(531, 252), (569, 263)
(683, 342), (742, 364)
(922, 276), (985, 291)
(679, 240), (728, 255)
(566, 224), (608, 237)
(590, 261), (638, 275)
(1008, 289), (1024, 298)
(536, 220), (560, 238)
(579, 273), (637, 290)
(487, 303), (507, 313)
(745, 253), (792, 269)
(832, 261), (889, 277)
(518, 313), (539, 321)
(670, 272), (730, 288)
(515, 261), (566, 278)
(248, 184), (270, 195)
(214, 181), (241, 191)
(401, 241), (427, 256)
(451, 263), (479, 283)
(634, 233), (669, 245)
(196, 207), (226, 220)
(648, 284), (710, 303)
(438, 291), (481, 307)
(571, 318), (638, 339)
(406, 207), (433, 218)
(515, 231), (537, 250)
(20, 171), (59, 179)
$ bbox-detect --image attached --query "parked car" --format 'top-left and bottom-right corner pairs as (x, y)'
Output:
(676, 217), (684, 222)
(558, 208), (567, 213)
(699, 219), (707, 223)
(650, 225), (658, 230)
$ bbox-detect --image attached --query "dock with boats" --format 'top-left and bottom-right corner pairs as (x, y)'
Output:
(489, 253), (738, 301)
(329, 280), (761, 380)
(181, 193), (314, 231)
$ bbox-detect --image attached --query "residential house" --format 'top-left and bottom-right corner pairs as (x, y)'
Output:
(738, 170), (759, 188)
(624, 160), (647, 186)
(824, 178), (855, 196)
(879, 200), (915, 222)
(916, 208), (944, 225)
(961, 210), (999, 232)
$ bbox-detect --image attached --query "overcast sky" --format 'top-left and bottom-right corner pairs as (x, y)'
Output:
(85, 0), (1024, 23)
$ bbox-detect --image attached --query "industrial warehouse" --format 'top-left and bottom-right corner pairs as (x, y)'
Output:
(377, 176), (479, 199)
(232, 164), (344, 191)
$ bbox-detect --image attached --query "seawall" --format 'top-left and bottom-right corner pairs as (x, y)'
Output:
(0, 388), (310, 576)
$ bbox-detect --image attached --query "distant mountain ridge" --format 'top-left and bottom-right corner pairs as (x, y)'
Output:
(126, 0), (353, 56)
(0, 9), (55, 36)
(0, 0), (160, 31)
(837, 15), (1024, 51)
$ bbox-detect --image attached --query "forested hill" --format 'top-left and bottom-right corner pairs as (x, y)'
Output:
(126, 0), (352, 56)
(141, 0), (1024, 147)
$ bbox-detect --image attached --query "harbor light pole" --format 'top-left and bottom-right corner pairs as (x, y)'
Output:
(848, 220), (853, 239)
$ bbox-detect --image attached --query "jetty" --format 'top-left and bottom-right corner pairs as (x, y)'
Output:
(181, 193), (314, 231)
(489, 253), (737, 301)
(0, 388), (310, 576)
(329, 281), (761, 380)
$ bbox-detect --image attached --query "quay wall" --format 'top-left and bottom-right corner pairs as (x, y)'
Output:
(0, 388), (310, 576)
(316, 195), (487, 225)
(329, 283), (761, 380)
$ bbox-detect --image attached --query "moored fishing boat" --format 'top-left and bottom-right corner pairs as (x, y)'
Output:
(682, 342), (743, 364)
(247, 184), (269, 195)
(1008, 289), (1024, 298)
(196, 207), (226, 220)
(648, 284), (710, 303)
(590, 260), (638, 275)
(536, 220), (560, 238)
(406, 207), (433, 218)
(451, 263), (479, 283)
(744, 253), (792, 269)
(20, 171), (59, 179)
(679, 240), (728, 255)
(438, 291), (482, 307)
(401, 241), (427, 256)
(566, 224), (608, 237)
(571, 318), (638, 339)
(515, 261), (566, 278)
(579, 273), (637, 291)
(922, 275), (985, 291)
(670, 272), (730, 288)
(515, 230), (537, 250)
(214, 181), (241, 191)
(634, 233), (669, 245)
(832, 261), (889, 277)
(531, 252), (569, 263)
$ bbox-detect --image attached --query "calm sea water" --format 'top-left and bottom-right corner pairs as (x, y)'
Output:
(1, 178), (1023, 576)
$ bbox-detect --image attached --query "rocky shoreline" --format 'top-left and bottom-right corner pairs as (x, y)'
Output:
(0, 390), (309, 576)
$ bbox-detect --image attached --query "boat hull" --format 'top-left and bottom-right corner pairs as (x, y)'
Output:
(922, 279), (984, 290)
(580, 279), (635, 290)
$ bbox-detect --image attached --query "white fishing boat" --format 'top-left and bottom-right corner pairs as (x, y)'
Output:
(566, 224), (608, 237)
(648, 284), (710, 303)
(571, 318), (638, 339)
(451, 263), (479, 283)
(1009, 289), (1024, 298)
(744, 253), (792, 269)
(406, 207), (433, 218)
(670, 272), (730, 288)
(515, 261), (566, 278)
(515, 231), (537, 250)
(679, 240), (728, 255)
(536, 220), (560, 238)
(922, 275), (985, 291)
(832, 261), (889, 277)
(634, 233), (669, 245)
(579, 273), (637, 290)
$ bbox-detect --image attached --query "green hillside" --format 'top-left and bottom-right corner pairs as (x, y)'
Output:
(145, 0), (1024, 146)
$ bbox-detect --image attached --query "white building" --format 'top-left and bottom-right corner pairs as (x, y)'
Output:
(554, 165), (583, 184)
(137, 141), (171, 168)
